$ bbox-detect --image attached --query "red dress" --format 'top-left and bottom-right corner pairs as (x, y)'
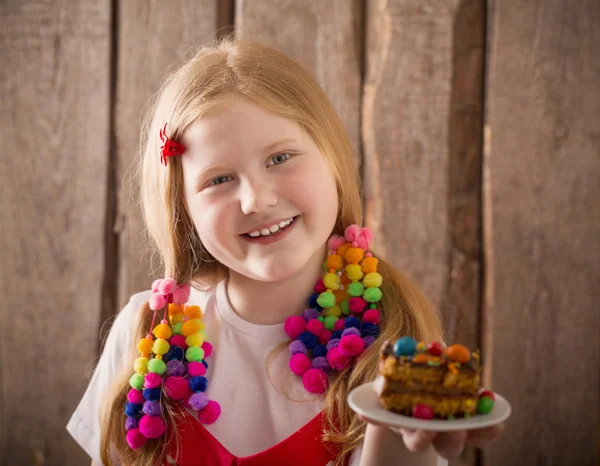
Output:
(164, 410), (339, 466)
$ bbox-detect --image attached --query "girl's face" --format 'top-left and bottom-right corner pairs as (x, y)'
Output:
(180, 97), (339, 282)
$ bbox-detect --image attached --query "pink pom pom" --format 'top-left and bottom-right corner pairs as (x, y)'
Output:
(139, 414), (166, 439)
(158, 278), (178, 295)
(344, 225), (361, 242)
(126, 428), (147, 449)
(284, 316), (306, 340)
(197, 400), (221, 424)
(149, 292), (167, 311)
(144, 372), (163, 389)
(327, 235), (346, 252)
(319, 329), (332, 344)
(327, 346), (351, 370)
(334, 319), (346, 331)
(179, 283), (191, 294)
(151, 279), (162, 293)
(127, 388), (146, 404)
(363, 309), (381, 324)
(314, 278), (326, 293)
(306, 319), (324, 336)
(187, 361), (207, 377)
(169, 334), (188, 349)
(201, 341), (213, 358)
(289, 353), (312, 376)
(172, 288), (189, 304)
(302, 368), (329, 393)
(164, 376), (189, 400)
(338, 334), (365, 357)
(349, 297), (367, 314)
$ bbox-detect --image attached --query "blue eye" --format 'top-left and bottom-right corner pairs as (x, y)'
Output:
(210, 175), (233, 185)
(267, 153), (291, 167)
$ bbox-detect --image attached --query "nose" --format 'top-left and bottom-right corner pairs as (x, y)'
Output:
(239, 178), (278, 215)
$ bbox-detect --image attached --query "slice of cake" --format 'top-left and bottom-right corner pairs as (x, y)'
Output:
(375, 337), (490, 419)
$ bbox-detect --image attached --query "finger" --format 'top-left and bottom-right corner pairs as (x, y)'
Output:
(358, 414), (384, 427)
(433, 430), (468, 459)
(466, 423), (505, 448)
(401, 429), (438, 454)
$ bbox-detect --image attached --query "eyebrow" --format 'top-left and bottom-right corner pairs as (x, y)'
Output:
(263, 138), (298, 153)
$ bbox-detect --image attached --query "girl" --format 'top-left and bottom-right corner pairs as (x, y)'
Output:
(67, 38), (503, 466)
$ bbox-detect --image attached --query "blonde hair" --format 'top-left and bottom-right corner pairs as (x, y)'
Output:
(100, 37), (444, 466)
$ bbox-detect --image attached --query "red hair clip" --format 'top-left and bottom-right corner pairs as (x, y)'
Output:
(159, 123), (186, 166)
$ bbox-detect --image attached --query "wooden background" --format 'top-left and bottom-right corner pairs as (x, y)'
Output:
(1, 0), (598, 465)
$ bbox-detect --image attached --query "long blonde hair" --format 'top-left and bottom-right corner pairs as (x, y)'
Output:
(100, 37), (444, 466)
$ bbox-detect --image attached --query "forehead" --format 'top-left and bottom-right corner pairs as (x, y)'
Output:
(181, 97), (305, 154)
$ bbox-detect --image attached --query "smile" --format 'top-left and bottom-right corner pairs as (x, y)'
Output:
(245, 217), (296, 238)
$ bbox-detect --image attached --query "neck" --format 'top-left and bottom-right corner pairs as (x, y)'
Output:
(226, 246), (326, 325)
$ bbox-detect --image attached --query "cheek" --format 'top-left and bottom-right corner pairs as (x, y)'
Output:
(187, 196), (237, 249)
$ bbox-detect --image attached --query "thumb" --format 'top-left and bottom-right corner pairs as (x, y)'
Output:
(398, 428), (438, 453)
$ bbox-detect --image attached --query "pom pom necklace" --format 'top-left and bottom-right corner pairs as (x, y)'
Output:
(284, 225), (382, 394)
(124, 279), (220, 450)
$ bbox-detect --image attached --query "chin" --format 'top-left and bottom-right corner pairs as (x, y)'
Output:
(247, 253), (312, 283)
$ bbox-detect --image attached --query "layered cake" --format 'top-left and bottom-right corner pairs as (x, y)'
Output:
(375, 337), (495, 419)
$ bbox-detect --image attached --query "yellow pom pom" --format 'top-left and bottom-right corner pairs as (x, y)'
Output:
(324, 304), (342, 317)
(134, 357), (148, 374)
(186, 333), (204, 347)
(326, 254), (343, 271)
(182, 319), (203, 337)
(168, 303), (184, 316)
(345, 264), (364, 281)
(152, 338), (170, 355)
(184, 305), (202, 319)
(363, 272), (382, 288)
(153, 322), (172, 340)
(138, 337), (153, 354)
(170, 312), (184, 325)
(323, 273), (341, 291)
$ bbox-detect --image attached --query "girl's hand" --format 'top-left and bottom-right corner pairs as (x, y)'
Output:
(359, 415), (505, 461)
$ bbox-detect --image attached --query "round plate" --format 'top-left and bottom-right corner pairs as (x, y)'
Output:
(348, 382), (511, 432)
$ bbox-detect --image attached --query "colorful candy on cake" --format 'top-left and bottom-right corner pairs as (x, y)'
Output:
(374, 337), (495, 420)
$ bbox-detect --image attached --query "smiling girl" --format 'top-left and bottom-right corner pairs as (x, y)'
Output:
(67, 38), (502, 466)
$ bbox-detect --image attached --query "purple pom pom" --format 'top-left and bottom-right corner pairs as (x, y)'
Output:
(326, 338), (341, 351)
(363, 335), (376, 348)
(125, 416), (139, 430)
(142, 400), (161, 417)
(289, 340), (308, 356)
(188, 392), (209, 411)
(342, 327), (361, 338)
(312, 356), (331, 372)
(303, 308), (320, 321)
(166, 359), (186, 377)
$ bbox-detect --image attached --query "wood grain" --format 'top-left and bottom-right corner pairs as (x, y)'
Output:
(115, 0), (217, 307)
(236, 0), (363, 165)
(483, 1), (600, 464)
(0, 1), (111, 464)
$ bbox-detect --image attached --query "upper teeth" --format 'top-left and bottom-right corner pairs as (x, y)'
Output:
(248, 218), (295, 237)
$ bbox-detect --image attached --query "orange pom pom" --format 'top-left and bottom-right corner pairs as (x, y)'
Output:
(326, 254), (343, 271)
(182, 319), (204, 337)
(333, 289), (347, 304)
(340, 271), (352, 285)
(361, 257), (378, 274)
(344, 247), (364, 264)
(184, 305), (202, 319)
(337, 243), (351, 257)
(168, 303), (184, 316)
(138, 337), (153, 354)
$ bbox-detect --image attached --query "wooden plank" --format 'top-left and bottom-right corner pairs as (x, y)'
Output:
(0, 1), (111, 464)
(115, 0), (218, 307)
(236, 0), (363, 165)
(483, 1), (600, 464)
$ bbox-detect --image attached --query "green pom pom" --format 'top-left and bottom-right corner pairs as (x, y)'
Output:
(317, 316), (325, 323)
(147, 358), (166, 375)
(316, 292), (335, 308)
(322, 260), (329, 271)
(347, 282), (365, 297)
(340, 299), (350, 315)
(324, 316), (339, 330)
(172, 322), (183, 334)
(129, 373), (144, 390)
(363, 287), (382, 303)
(186, 346), (205, 362)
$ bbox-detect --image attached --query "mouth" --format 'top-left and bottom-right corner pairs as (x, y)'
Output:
(241, 216), (299, 244)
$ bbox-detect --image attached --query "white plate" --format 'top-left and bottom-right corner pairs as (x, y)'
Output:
(348, 382), (511, 432)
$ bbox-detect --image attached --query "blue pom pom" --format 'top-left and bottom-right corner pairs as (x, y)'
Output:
(361, 322), (379, 337)
(189, 376), (208, 392)
(143, 387), (161, 401)
(124, 402), (143, 418)
(202, 360), (208, 369)
(344, 316), (361, 329)
(313, 344), (327, 358)
(331, 330), (343, 339)
(165, 346), (184, 362)
(298, 331), (319, 349)
(308, 292), (322, 309)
